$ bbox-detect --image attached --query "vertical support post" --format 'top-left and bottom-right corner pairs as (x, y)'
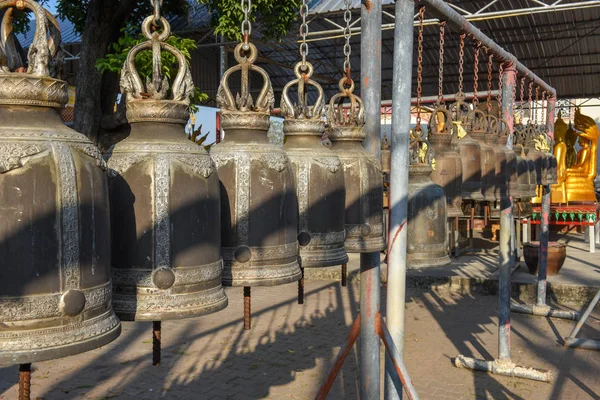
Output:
(244, 286), (251, 330)
(217, 35), (227, 144)
(298, 267), (305, 304)
(361, 1), (382, 399)
(499, 64), (517, 361)
(386, 0), (414, 398)
(538, 186), (550, 306)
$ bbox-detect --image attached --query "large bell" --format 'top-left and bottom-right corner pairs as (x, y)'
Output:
(450, 94), (484, 201)
(525, 125), (549, 186)
(498, 119), (520, 199)
(105, 16), (227, 321)
(470, 109), (496, 202)
(428, 104), (463, 218)
(0, 0), (120, 365)
(281, 63), (348, 268)
(212, 42), (301, 286)
(407, 128), (450, 267)
(328, 79), (386, 253)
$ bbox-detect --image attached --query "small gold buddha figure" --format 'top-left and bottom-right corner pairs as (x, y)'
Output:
(565, 120), (578, 168)
(562, 109), (598, 203)
(551, 113), (568, 203)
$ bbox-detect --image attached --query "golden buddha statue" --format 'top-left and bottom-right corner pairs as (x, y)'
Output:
(565, 120), (578, 168)
(551, 113), (568, 203)
(551, 109), (598, 203)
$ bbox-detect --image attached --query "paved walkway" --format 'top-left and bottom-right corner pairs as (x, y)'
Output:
(1, 279), (599, 399)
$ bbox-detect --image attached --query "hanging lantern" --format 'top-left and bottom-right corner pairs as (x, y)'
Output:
(281, 62), (348, 269)
(407, 127), (451, 267)
(106, 14), (227, 321)
(213, 19), (301, 328)
(450, 95), (484, 202)
(428, 105), (463, 218)
(0, 0), (120, 367)
(327, 80), (386, 253)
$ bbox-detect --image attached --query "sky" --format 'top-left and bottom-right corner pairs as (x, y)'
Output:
(45, 0), (58, 13)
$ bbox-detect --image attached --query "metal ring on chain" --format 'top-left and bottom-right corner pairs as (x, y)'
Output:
(294, 61), (314, 79)
(339, 77), (355, 92)
(142, 16), (170, 42)
(233, 41), (258, 64)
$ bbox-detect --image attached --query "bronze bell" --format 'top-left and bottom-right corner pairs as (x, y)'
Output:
(428, 104), (463, 218)
(0, 0), (120, 365)
(212, 42), (301, 286)
(105, 16), (227, 321)
(450, 93), (484, 201)
(407, 127), (450, 267)
(281, 62), (348, 268)
(515, 124), (538, 200)
(381, 135), (391, 174)
(469, 109), (496, 202)
(498, 119), (520, 199)
(541, 131), (558, 185)
(328, 79), (386, 253)
(525, 125), (549, 187)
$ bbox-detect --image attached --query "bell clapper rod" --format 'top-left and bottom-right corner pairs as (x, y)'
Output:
(455, 65), (553, 383)
(152, 321), (161, 366)
(510, 97), (578, 321)
(244, 286), (251, 330)
(297, 267), (305, 305)
(18, 363), (31, 400)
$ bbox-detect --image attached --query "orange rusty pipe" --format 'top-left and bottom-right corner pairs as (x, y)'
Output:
(314, 314), (361, 400)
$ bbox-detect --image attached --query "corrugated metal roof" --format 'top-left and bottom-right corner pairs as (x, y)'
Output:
(16, 16), (80, 45)
(309, 0), (394, 14)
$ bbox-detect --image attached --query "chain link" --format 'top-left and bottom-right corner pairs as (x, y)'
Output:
(528, 81), (533, 125)
(241, 0), (252, 45)
(520, 77), (525, 121)
(486, 51), (493, 113)
(472, 42), (480, 107)
(152, 0), (163, 26)
(416, 6), (425, 129)
(458, 33), (465, 94)
(343, 0), (352, 80)
(437, 21), (446, 103)
(299, 0), (309, 67)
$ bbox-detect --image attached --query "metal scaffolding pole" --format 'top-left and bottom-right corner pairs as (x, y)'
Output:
(385, 0), (414, 398)
(361, 1), (382, 399)
(454, 65), (552, 382)
(416, 0), (556, 98)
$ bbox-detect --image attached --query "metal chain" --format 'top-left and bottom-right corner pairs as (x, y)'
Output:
(527, 81), (533, 125)
(437, 21), (446, 103)
(486, 51), (492, 113)
(458, 32), (465, 94)
(535, 86), (540, 125)
(241, 0), (252, 45)
(497, 63), (503, 114)
(472, 42), (480, 107)
(152, 0), (163, 26)
(511, 72), (517, 118)
(416, 6), (425, 129)
(520, 77), (525, 121)
(299, 0), (309, 67)
(343, 0), (352, 82)
(541, 90), (546, 126)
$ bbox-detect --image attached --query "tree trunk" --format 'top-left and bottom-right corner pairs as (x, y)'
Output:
(73, 0), (137, 142)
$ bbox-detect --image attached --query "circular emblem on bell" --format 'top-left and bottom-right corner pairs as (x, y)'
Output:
(59, 290), (86, 317)
(298, 231), (311, 247)
(152, 267), (176, 290)
(361, 224), (372, 237)
(234, 246), (252, 263)
(426, 205), (438, 221)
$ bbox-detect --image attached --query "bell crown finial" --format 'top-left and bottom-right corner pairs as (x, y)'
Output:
(120, 14), (194, 124)
(217, 42), (275, 114)
(0, 0), (68, 107)
(281, 62), (324, 120)
(410, 126), (434, 167)
(326, 78), (366, 142)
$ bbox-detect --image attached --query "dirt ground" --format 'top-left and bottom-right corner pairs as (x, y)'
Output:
(1, 280), (599, 399)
